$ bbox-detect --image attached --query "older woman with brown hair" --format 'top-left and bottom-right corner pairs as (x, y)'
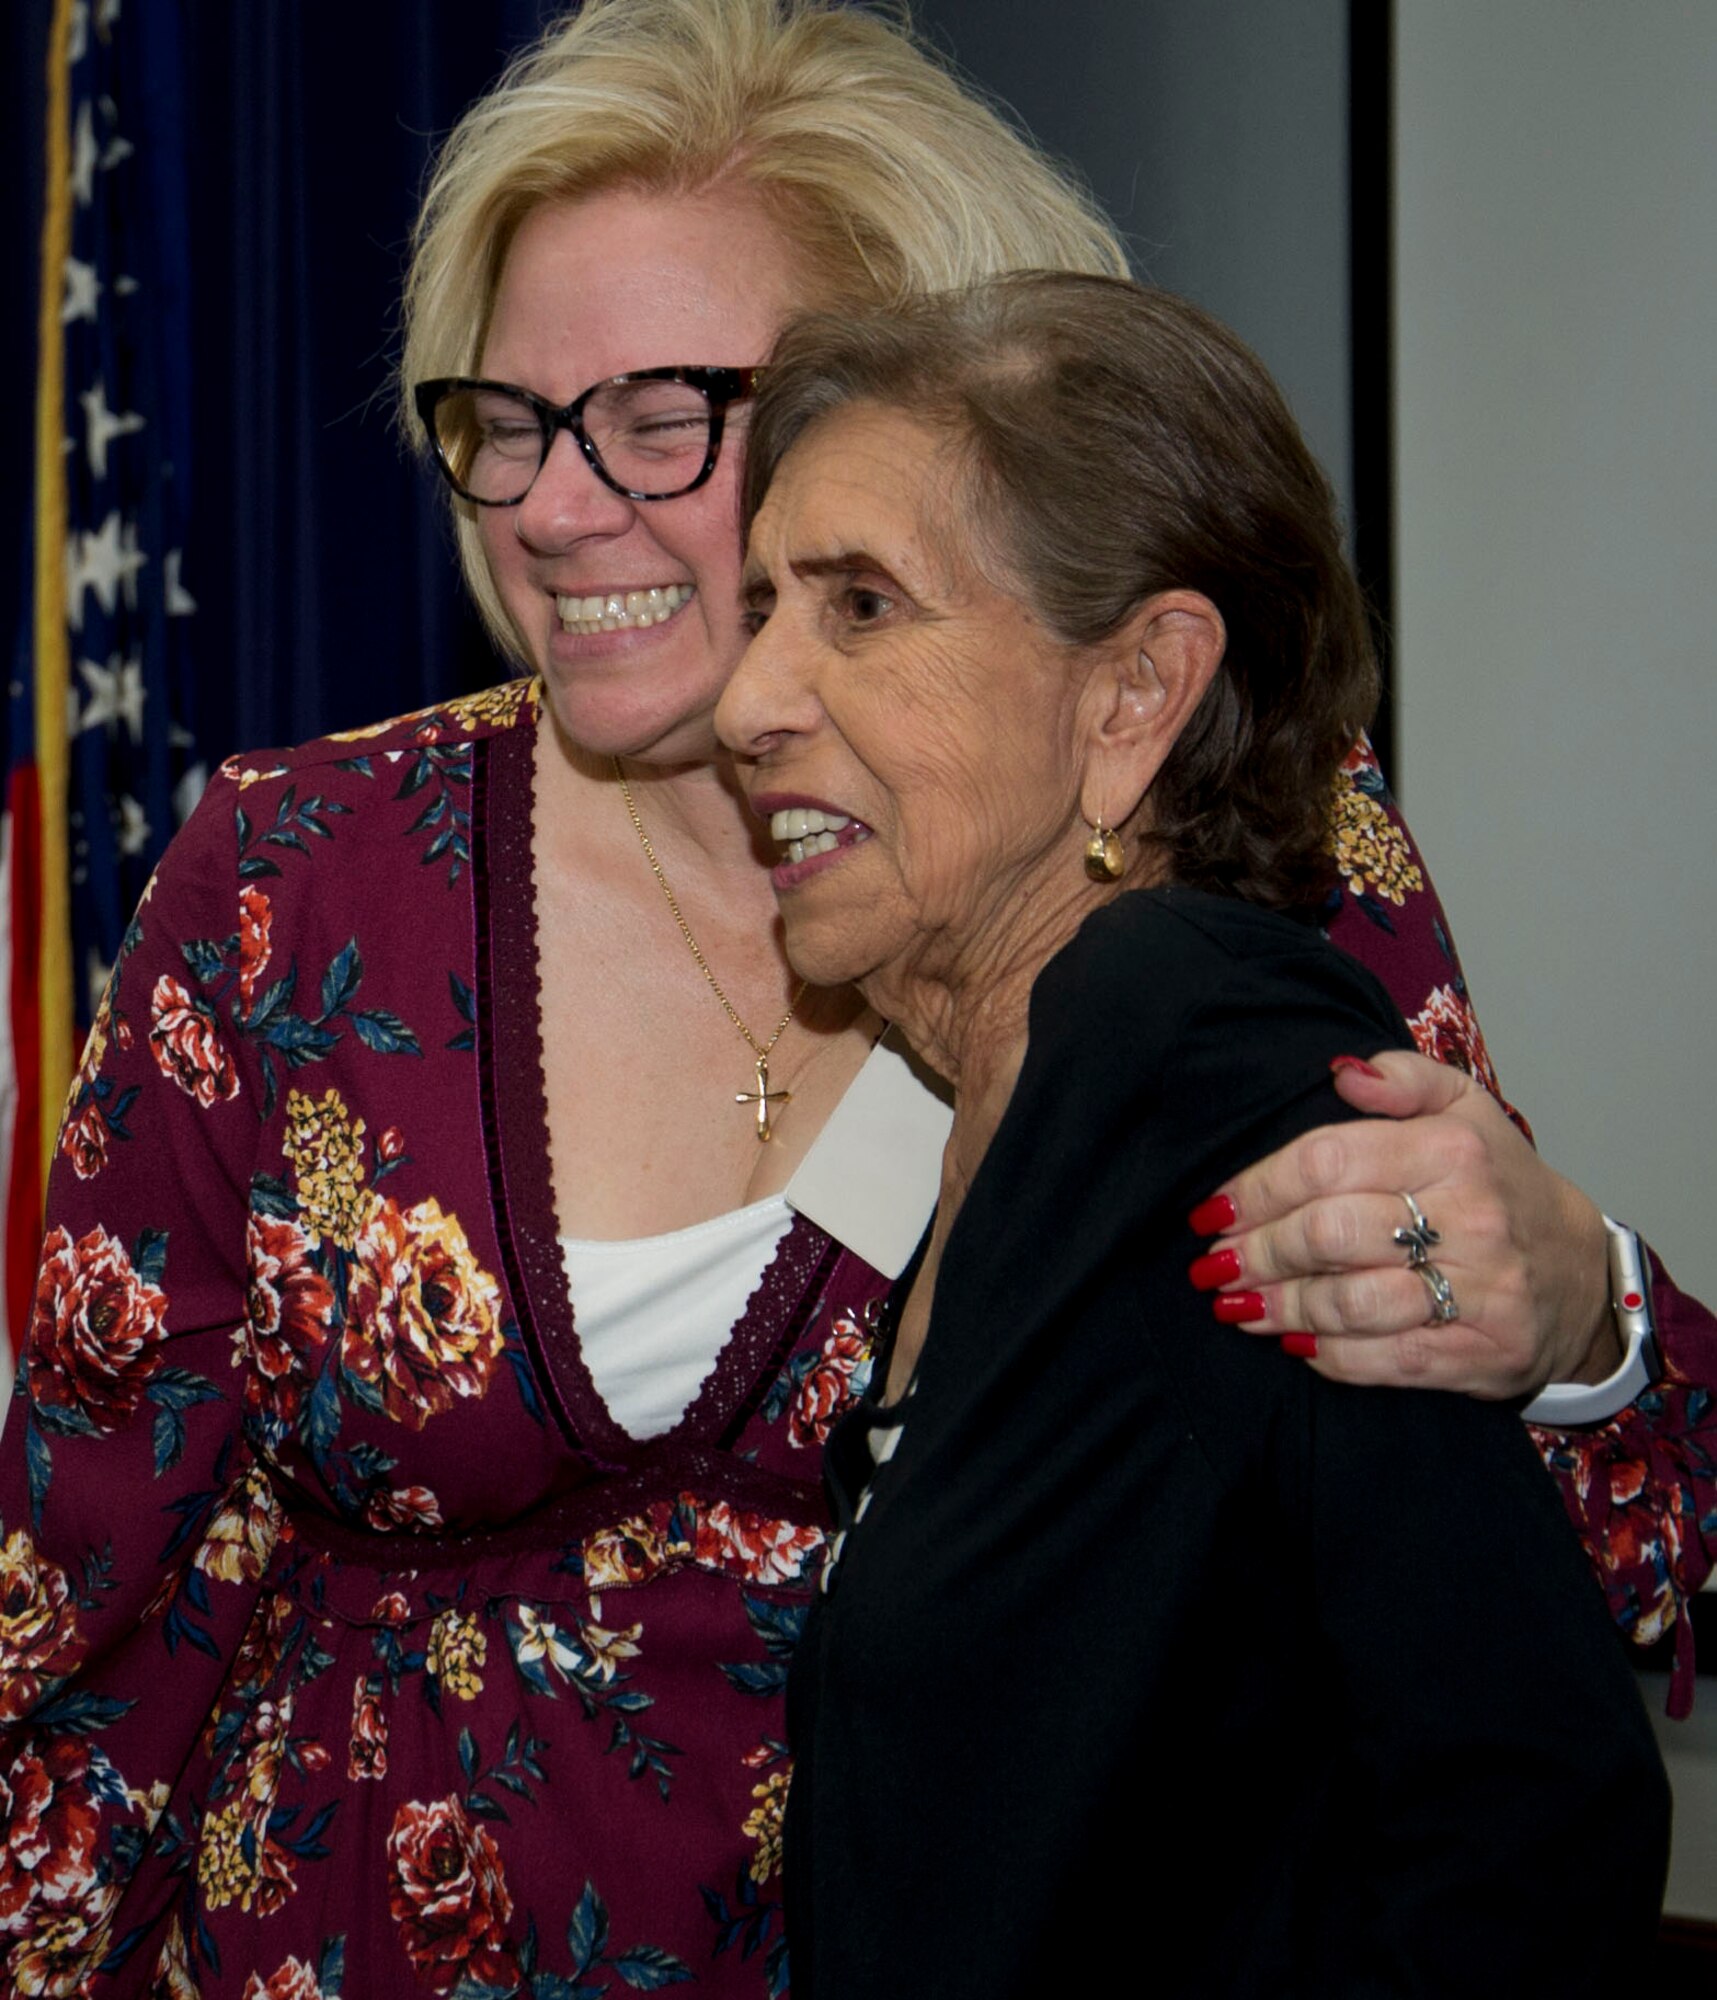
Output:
(718, 273), (1669, 1995)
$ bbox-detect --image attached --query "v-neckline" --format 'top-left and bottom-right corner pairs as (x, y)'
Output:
(471, 717), (838, 1461)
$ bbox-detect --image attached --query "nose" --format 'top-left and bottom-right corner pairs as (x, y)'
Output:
(715, 606), (821, 759)
(511, 429), (634, 551)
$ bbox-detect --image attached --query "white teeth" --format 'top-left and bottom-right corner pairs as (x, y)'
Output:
(555, 582), (693, 633)
(774, 815), (851, 864)
(771, 807), (851, 841)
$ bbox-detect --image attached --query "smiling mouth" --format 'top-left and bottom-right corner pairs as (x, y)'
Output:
(554, 583), (695, 635)
(769, 806), (871, 866)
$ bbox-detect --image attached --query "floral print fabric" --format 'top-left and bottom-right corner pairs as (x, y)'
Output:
(1, 691), (1711, 1995)
(1, 682), (888, 1996)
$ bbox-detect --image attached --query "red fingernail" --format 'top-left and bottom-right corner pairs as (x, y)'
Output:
(1213, 1290), (1267, 1325)
(1189, 1246), (1243, 1291)
(1188, 1192), (1237, 1235)
(1330, 1054), (1384, 1080)
(1282, 1332), (1320, 1359)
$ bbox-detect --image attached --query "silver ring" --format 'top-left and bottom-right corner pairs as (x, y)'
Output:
(1415, 1260), (1460, 1325)
(1392, 1189), (1444, 1270)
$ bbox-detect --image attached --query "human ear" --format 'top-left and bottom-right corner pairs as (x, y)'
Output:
(1078, 590), (1225, 832)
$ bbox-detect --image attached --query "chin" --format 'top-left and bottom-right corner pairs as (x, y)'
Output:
(778, 916), (878, 996)
(539, 672), (725, 767)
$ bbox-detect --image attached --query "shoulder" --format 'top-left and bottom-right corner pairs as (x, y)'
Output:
(212, 675), (541, 788)
(1034, 886), (1407, 1064)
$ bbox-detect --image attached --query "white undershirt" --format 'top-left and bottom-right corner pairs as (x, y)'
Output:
(561, 1194), (794, 1438)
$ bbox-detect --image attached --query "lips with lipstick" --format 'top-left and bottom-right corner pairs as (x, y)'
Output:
(555, 583), (695, 634)
(769, 806), (871, 867)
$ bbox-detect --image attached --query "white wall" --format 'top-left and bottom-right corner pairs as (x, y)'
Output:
(1397, 4), (1717, 1922)
(1395, 4), (1717, 1307)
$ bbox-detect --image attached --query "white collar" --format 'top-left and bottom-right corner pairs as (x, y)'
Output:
(785, 1028), (951, 1279)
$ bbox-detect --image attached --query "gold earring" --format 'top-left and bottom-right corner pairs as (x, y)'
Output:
(1083, 821), (1126, 883)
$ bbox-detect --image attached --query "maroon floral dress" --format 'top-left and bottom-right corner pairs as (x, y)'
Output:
(1, 684), (1711, 1998)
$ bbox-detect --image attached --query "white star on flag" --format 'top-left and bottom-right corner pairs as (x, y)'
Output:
(115, 795), (151, 858)
(71, 99), (98, 207)
(164, 548), (197, 615)
(61, 256), (101, 325)
(80, 380), (146, 478)
(65, 510), (147, 630)
(77, 652), (146, 741)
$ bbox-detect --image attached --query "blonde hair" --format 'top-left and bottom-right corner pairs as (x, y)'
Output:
(401, 0), (1129, 654)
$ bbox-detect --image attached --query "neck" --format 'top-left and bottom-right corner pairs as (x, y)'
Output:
(537, 707), (775, 884)
(866, 868), (1127, 1211)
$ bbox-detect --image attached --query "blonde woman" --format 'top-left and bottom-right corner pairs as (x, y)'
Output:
(0, 3), (1705, 1993)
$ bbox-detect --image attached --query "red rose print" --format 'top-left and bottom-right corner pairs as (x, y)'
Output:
(232, 1592), (296, 1697)
(789, 1324), (872, 1448)
(57, 1099), (109, 1182)
(387, 1795), (516, 1989)
(343, 1198), (504, 1428)
(242, 1959), (326, 2000)
(377, 1126), (405, 1165)
(237, 886), (274, 1011)
(1405, 983), (1502, 1099)
(694, 1500), (824, 1587)
(238, 1211), (334, 1423)
(349, 1678), (389, 1781)
(29, 1224), (170, 1431)
(365, 1483), (445, 1531)
(149, 974), (240, 1109)
(0, 1736), (100, 1932)
(0, 1530), (86, 1726)
(371, 1591), (412, 1626)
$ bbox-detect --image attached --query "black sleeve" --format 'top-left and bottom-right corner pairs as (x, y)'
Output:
(787, 893), (1668, 1999)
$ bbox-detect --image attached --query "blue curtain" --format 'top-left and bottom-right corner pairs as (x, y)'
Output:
(180, 0), (568, 761)
(7, 1), (564, 771)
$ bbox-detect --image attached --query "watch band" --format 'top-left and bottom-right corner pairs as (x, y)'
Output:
(1522, 1216), (1662, 1427)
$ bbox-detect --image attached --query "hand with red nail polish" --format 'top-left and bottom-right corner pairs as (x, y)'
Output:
(1189, 1246), (1242, 1292)
(1212, 1290), (1266, 1325)
(1187, 1191), (1237, 1237)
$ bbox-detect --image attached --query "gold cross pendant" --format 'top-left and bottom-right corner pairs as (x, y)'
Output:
(736, 1052), (791, 1142)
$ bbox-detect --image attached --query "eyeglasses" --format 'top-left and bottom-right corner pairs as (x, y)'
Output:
(414, 366), (761, 506)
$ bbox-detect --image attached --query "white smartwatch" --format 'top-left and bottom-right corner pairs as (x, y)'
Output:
(1522, 1216), (1663, 1427)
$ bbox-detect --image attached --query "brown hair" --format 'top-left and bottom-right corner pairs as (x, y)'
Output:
(742, 272), (1378, 910)
(400, 0), (1127, 658)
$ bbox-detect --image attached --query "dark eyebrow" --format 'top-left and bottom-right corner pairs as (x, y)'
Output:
(740, 547), (907, 613)
(790, 550), (897, 584)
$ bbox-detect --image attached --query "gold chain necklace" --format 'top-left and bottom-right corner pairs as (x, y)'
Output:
(614, 758), (804, 1142)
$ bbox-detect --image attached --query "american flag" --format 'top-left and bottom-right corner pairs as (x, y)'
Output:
(2, 0), (204, 1423)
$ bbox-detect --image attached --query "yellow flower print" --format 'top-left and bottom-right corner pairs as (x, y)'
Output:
(7, 1879), (120, 1997)
(324, 674), (539, 744)
(434, 677), (540, 734)
(582, 1518), (669, 1592)
(195, 1463), (286, 1587)
(742, 1767), (791, 1884)
(426, 1609), (488, 1701)
(196, 1797), (257, 1911)
(576, 1617), (642, 1684)
(342, 1197), (504, 1427)
(0, 1525), (86, 1725)
(283, 1088), (374, 1252)
(1327, 780), (1424, 907)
